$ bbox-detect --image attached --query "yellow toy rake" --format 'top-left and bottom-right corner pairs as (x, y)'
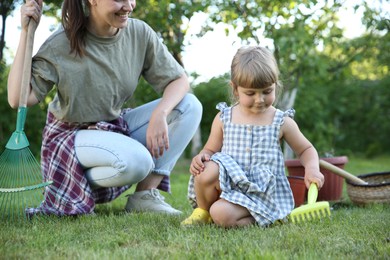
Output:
(289, 183), (331, 223)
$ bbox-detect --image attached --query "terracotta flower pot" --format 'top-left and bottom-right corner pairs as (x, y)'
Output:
(285, 156), (349, 201)
(287, 176), (307, 207)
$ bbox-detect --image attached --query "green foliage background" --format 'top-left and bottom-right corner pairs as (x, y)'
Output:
(0, 0), (389, 158)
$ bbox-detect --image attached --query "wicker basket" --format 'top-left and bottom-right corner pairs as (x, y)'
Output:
(346, 172), (390, 204)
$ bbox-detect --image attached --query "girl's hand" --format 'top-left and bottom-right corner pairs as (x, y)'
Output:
(304, 168), (325, 190)
(21, 0), (43, 30)
(190, 153), (211, 176)
(146, 111), (169, 158)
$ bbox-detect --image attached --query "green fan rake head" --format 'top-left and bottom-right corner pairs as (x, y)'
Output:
(1, 18), (53, 223)
(289, 183), (331, 224)
(0, 107), (52, 223)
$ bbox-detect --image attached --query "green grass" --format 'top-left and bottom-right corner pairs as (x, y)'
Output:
(0, 155), (389, 259)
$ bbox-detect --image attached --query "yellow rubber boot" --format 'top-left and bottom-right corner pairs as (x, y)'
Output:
(181, 208), (213, 225)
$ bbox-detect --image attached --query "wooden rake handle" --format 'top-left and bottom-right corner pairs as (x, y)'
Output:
(319, 159), (368, 185)
(19, 19), (38, 107)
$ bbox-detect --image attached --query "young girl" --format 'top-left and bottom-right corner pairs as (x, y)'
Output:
(182, 46), (324, 228)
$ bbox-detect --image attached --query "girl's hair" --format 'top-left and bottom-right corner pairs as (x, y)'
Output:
(230, 46), (283, 102)
(61, 0), (90, 57)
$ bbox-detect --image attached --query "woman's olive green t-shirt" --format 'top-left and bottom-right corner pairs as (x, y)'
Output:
(31, 18), (184, 123)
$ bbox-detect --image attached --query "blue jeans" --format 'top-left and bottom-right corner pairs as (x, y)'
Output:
(74, 93), (202, 188)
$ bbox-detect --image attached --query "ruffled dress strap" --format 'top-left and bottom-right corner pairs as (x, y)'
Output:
(273, 108), (295, 126)
(216, 102), (231, 124)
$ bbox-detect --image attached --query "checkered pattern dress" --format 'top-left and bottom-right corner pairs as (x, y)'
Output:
(187, 102), (295, 226)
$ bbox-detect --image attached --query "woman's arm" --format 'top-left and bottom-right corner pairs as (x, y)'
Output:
(146, 73), (190, 158)
(7, 0), (42, 108)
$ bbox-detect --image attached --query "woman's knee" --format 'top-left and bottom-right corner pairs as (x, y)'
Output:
(115, 139), (154, 183)
(180, 93), (202, 120)
(76, 130), (154, 187)
(122, 153), (154, 182)
(86, 148), (154, 188)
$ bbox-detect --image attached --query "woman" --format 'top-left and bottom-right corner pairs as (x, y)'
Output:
(8, 0), (202, 216)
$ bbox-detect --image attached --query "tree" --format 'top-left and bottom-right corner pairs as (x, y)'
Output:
(199, 0), (389, 156)
(0, 0), (63, 63)
(131, 0), (209, 66)
(1, 1), (210, 156)
(0, 0), (21, 61)
(2, 1), (388, 156)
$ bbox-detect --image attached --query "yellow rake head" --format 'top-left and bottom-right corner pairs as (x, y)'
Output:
(289, 183), (331, 224)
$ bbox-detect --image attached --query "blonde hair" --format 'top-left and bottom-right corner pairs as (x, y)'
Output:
(230, 46), (282, 103)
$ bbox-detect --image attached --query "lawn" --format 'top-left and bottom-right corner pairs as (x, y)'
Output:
(0, 155), (389, 259)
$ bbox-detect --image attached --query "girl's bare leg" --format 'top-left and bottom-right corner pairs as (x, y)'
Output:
(181, 161), (220, 225)
(210, 198), (255, 228)
(194, 161), (221, 210)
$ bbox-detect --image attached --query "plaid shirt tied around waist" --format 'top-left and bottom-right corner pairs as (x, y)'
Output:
(27, 109), (170, 216)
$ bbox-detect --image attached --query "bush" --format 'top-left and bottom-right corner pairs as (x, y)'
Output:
(191, 73), (390, 157)
(192, 75), (230, 144)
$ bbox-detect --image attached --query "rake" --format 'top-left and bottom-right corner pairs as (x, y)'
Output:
(0, 19), (52, 222)
(289, 183), (331, 224)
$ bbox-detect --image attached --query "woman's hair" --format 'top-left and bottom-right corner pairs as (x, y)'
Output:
(61, 0), (90, 57)
(230, 46), (283, 103)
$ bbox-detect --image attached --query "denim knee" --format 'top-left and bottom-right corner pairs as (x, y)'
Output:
(181, 93), (203, 123)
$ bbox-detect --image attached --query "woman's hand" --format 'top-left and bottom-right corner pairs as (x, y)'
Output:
(189, 153), (211, 176)
(145, 74), (189, 158)
(146, 110), (169, 158)
(21, 0), (43, 30)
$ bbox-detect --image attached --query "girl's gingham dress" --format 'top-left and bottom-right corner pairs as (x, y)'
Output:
(187, 102), (295, 226)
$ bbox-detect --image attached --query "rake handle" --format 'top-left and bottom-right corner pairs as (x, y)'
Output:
(307, 183), (318, 205)
(19, 19), (38, 107)
(319, 159), (368, 185)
